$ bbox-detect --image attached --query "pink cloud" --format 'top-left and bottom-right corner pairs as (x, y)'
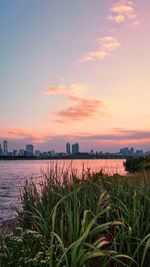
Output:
(78, 51), (107, 63)
(43, 83), (107, 123)
(76, 129), (150, 144)
(7, 128), (47, 143)
(55, 96), (105, 122)
(98, 36), (120, 51)
(107, 0), (139, 25)
(43, 84), (86, 97)
(79, 36), (120, 63)
(8, 128), (34, 137)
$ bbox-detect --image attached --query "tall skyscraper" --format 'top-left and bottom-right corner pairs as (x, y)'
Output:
(26, 144), (34, 156)
(3, 140), (8, 156)
(0, 144), (2, 156)
(66, 143), (71, 154)
(75, 143), (79, 153)
(130, 147), (135, 156)
(72, 143), (79, 154)
(19, 149), (25, 157)
(13, 150), (18, 157)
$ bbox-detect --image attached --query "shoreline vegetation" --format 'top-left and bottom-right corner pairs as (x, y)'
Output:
(124, 156), (150, 173)
(0, 154), (125, 160)
(1, 161), (150, 266)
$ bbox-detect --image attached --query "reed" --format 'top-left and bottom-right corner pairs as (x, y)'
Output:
(0, 166), (150, 267)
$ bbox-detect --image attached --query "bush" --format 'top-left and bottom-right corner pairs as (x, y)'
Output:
(124, 156), (150, 173)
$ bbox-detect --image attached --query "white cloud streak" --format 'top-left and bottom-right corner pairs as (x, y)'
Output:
(78, 36), (120, 63)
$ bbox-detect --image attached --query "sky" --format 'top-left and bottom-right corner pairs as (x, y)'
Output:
(0, 0), (150, 152)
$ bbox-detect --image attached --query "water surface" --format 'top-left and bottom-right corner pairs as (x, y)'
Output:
(0, 159), (126, 223)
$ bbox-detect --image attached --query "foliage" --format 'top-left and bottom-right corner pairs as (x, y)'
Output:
(124, 156), (150, 173)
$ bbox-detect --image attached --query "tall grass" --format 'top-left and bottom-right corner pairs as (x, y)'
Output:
(0, 166), (150, 266)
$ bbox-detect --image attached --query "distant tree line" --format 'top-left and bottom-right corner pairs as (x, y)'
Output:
(124, 156), (150, 173)
(0, 153), (125, 160)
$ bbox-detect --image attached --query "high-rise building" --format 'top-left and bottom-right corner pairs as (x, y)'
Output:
(0, 144), (2, 156)
(72, 143), (79, 154)
(136, 150), (144, 157)
(120, 147), (135, 157)
(26, 144), (34, 156)
(66, 143), (71, 154)
(19, 150), (25, 157)
(35, 150), (41, 158)
(130, 147), (135, 156)
(13, 150), (18, 157)
(72, 144), (75, 154)
(3, 140), (8, 156)
(90, 149), (94, 154)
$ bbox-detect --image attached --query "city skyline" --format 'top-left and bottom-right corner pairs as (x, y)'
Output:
(0, 140), (149, 158)
(0, 1), (150, 151)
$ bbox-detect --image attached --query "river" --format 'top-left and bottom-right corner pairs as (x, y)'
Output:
(0, 159), (126, 224)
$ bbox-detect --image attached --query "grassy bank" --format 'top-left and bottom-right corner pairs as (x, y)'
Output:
(0, 168), (150, 267)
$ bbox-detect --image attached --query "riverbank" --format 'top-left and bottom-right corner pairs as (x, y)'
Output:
(1, 170), (150, 266)
(0, 155), (125, 160)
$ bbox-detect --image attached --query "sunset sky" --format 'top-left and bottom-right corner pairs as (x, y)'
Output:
(0, 0), (150, 152)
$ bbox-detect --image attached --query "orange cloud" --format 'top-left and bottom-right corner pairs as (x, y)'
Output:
(44, 84), (86, 97)
(7, 128), (47, 143)
(8, 128), (34, 137)
(78, 36), (120, 63)
(107, 0), (139, 25)
(44, 83), (107, 123)
(55, 96), (105, 123)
